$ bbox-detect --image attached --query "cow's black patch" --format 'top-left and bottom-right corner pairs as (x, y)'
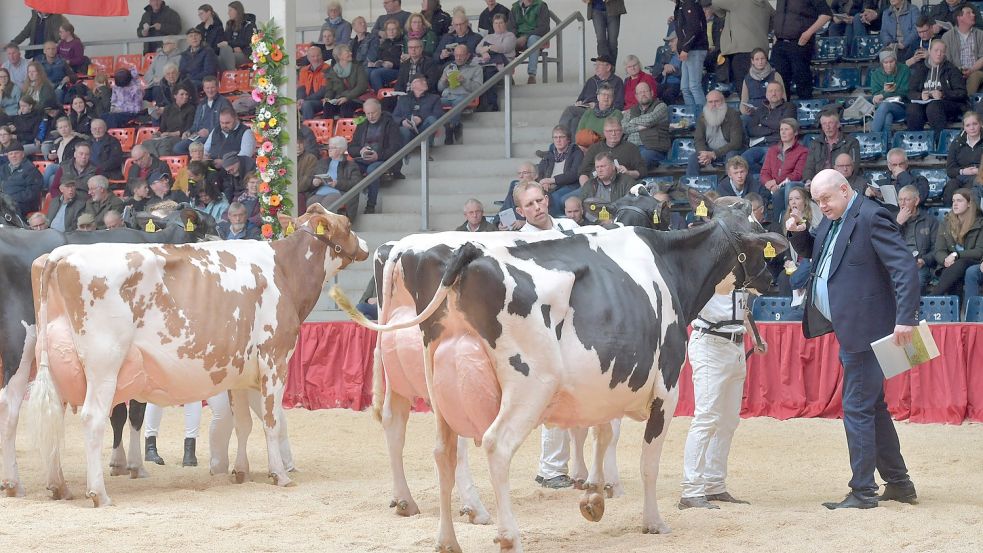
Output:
(555, 319), (564, 340)
(643, 398), (665, 444)
(373, 243), (395, 309)
(513, 239), (528, 247)
(401, 245), (454, 345)
(541, 304), (551, 328)
(457, 255), (507, 348)
(659, 319), (688, 391)
(509, 354), (530, 376)
(506, 265), (537, 317)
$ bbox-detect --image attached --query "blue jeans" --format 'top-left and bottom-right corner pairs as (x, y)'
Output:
(741, 145), (770, 174)
(839, 348), (910, 495)
(548, 183), (580, 217)
(43, 163), (60, 189)
(357, 160), (384, 207)
(523, 34), (542, 76)
(871, 101), (906, 134)
(638, 146), (666, 169)
(680, 50), (708, 107)
(964, 264), (983, 306)
(368, 67), (399, 91)
(398, 115), (438, 146)
(591, 13), (621, 64)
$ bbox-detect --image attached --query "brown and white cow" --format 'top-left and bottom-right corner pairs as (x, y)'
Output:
(27, 204), (367, 507)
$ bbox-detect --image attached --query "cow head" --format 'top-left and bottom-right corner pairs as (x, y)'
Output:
(584, 185), (671, 230)
(0, 193), (27, 228)
(289, 203), (369, 268)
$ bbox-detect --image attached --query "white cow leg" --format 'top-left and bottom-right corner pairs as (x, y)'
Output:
(382, 389), (420, 517)
(80, 378), (119, 507)
(641, 394), (677, 535)
(259, 385), (293, 487)
(0, 350), (31, 497)
(248, 390), (294, 472)
(208, 391), (233, 475)
(455, 436), (491, 525)
(580, 423), (612, 523)
(568, 427), (589, 489)
(604, 419), (624, 498)
(433, 408), (462, 553)
(229, 389), (252, 483)
(127, 421), (149, 478)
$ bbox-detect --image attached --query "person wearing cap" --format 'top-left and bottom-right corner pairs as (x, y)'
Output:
(146, 170), (189, 209)
(557, 54), (625, 138)
(674, 0), (708, 108)
(74, 212), (97, 231)
(508, 0), (550, 84)
(205, 108), (255, 169)
(126, 144), (172, 189)
(179, 27), (218, 90)
(0, 140), (43, 217)
(138, 0), (183, 55)
(83, 175), (124, 230)
(216, 151), (245, 201)
(46, 175), (86, 232)
(869, 49), (911, 134)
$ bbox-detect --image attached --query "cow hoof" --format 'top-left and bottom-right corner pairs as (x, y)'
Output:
(47, 484), (72, 501)
(87, 491), (112, 508)
(579, 491), (605, 522)
(270, 473), (295, 487)
(492, 533), (516, 551)
(1, 480), (24, 497)
(460, 505), (492, 525)
(572, 478), (586, 490)
(232, 470), (247, 484)
(109, 465), (127, 477)
(642, 520), (671, 535)
(129, 467), (149, 479)
(391, 498), (420, 517)
(435, 542), (462, 553)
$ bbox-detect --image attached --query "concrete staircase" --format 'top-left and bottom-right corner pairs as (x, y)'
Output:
(308, 79), (583, 322)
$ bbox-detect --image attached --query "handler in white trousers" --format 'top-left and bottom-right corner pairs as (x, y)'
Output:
(144, 403), (203, 467)
(679, 288), (766, 509)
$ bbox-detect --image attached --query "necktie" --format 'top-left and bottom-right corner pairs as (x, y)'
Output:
(822, 218), (842, 259)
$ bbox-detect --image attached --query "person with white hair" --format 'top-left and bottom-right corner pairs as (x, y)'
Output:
(456, 198), (496, 231)
(687, 90), (746, 176)
(321, 1), (352, 45)
(309, 135), (363, 217)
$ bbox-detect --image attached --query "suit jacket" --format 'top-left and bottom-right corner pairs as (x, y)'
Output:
(455, 219), (497, 232)
(787, 194), (920, 352)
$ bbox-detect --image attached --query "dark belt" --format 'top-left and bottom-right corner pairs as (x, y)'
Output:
(697, 328), (744, 344)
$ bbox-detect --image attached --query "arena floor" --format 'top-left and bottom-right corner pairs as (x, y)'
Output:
(2, 408), (981, 552)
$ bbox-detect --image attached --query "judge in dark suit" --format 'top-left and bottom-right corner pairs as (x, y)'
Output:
(456, 198), (496, 232)
(785, 168), (920, 510)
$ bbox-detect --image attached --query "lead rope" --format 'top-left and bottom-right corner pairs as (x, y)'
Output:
(741, 291), (764, 360)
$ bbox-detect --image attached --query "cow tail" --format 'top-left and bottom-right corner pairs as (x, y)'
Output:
(26, 256), (65, 477)
(370, 332), (385, 422)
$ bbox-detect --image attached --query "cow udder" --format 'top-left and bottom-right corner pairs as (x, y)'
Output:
(431, 334), (501, 440)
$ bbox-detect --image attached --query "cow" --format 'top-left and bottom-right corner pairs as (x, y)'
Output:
(26, 204), (367, 507)
(335, 195), (786, 552)
(0, 208), (215, 498)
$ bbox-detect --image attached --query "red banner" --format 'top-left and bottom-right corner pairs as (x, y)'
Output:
(25, 0), (129, 17)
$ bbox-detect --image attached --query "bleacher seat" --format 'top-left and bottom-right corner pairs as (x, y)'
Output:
(640, 175), (674, 194)
(934, 128), (961, 157)
(333, 118), (358, 142)
(107, 127), (135, 153)
(218, 70), (250, 95)
(32, 160), (54, 174)
(919, 296), (959, 323)
(911, 168), (946, 201)
(115, 55), (143, 74)
(664, 138), (696, 166)
(679, 175), (717, 193)
(795, 99), (828, 128)
(927, 206), (951, 224)
(376, 87), (397, 100)
(296, 42), (312, 60)
(751, 296), (803, 322)
(965, 296), (983, 322)
(135, 126), (158, 146)
(813, 36), (846, 63)
(670, 104), (698, 130)
(800, 132), (821, 147)
(843, 35), (883, 62)
(88, 55), (114, 76)
(866, 170), (889, 187)
(110, 158), (134, 186)
(891, 130), (935, 159)
(160, 155), (189, 175)
(141, 52), (156, 74)
(855, 132), (888, 160)
(303, 119), (334, 145)
(814, 67), (861, 93)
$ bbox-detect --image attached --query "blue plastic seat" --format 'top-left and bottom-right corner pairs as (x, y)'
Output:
(891, 130), (935, 159)
(919, 295), (960, 323)
(679, 175), (717, 193)
(640, 175), (675, 194)
(855, 132), (888, 160)
(751, 297), (803, 322)
(664, 138), (696, 166)
(814, 67), (861, 93)
(814, 36), (846, 63)
(794, 99), (829, 128)
(866, 170), (890, 187)
(966, 296), (983, 322)
(927, 206), (951, 224)
(971, 93), (983, 107)
(911, 168), (947, 200)
(670, 104), (698, 130)
(843, 35), (883, 62)
(934, 128), (961, 157)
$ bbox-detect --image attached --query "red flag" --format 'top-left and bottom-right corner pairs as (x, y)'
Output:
(25, 0), (129, 17)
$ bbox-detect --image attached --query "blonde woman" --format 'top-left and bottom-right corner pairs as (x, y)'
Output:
(931, 188), (983, 294)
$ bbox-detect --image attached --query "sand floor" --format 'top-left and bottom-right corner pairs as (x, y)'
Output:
(1, 407), (981, 552)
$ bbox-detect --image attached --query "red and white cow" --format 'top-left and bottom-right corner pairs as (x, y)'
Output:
(28, 205), (367, 506)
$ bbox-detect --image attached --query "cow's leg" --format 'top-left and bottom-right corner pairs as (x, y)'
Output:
(604, 419), (624, 498)
(230, 389), (252, 484)
(79, 377), (119, 507)
(257, 378), (293, 487)
(433, 406), (463, 553)
(456, 436), (492, 525)
(382, 388), (420, 517)
(641, 395), (677, 535)
(568, 427), (589, 489)
(108, 403), (128, 476)
(127, 401), (148, 478)
(248, 390), (295, 472)
(208, 391), (234, 475)
(580, 422), (612, 522)
(0, 334), (32, 497)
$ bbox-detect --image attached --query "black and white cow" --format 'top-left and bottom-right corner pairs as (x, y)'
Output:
(337, 196), (786, 552)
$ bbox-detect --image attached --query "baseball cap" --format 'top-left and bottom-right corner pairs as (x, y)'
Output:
(591, 54), (615, 65)
(148, 171), (171, 184)
(76, 213), (96, 226)
(221, 151), (241, 167)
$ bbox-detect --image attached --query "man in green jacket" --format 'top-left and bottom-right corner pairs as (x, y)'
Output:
(509, 0), (551, 84)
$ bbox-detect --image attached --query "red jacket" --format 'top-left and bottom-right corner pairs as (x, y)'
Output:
(624, 71), (658, 111)
(760, 140), (808, 185)
(298, 62), (328, 98)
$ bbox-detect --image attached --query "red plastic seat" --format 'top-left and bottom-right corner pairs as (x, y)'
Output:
(160, 155), (189, 175)
(303, 119), (334, 144)
(218, 70), (251, 95)
(107, 128), (136, 153)
(115, 54), (143, 74)
(88, 56), (115, 77)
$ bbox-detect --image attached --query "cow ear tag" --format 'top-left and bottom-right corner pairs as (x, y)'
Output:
(598, 206), (610, 222)
(316, 221), (326, 235)
(185, 218), (195, 232)
(285, 221), (295, 236)
(763, 241), (777, 259)
(652, 210), (660, 225)
(695, 201), (708, 217)
(145, 219), (156, 232)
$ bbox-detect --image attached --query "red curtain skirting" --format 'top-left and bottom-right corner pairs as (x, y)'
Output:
(285, 322), (983, 424)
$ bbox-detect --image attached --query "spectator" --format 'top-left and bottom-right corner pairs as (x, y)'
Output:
(715, 155), (768, 201)
(124, 178), (153, 212)
(404, 13), (437, 57)
(687, 90), (745, 176)
(174, 147), (211, 194)
(434, 12), (482, 69)
(217, 201), (260, 239)
(653, 32), (681, 105)
(833, 152), (868, 194)
(103, 209), (124, 229)
(351, 17), (378, 66)
(174, 76), (231, 155)
(391, 38), (439, 110)
(372, 0), (412, 37)
(88, 118), (124, 179)
(180, 27), (218, 90)
(940, 4), (983, 94)
(741, 81), (796, 173)
(623, 54), (657, 111)
(218, 1), (257, 70)
(350, 98), (403, 213)
(557, 55), (625, 137)
(56, 23), (85, 74)
(674, 0), (708, 108)
(74, 212), (97, 231)
(308, 136), (362, 217)
(50, 140), (96, 197)
(0, 127), (15, 166)
(35, 41), (75, 105)
(22, 61), (56, 111)
(536, 126), (584, 216)
(367, 19), (404, 92)
(103, 68), (144, 128)
(586, 0), (625, 65)
(438, 44), (482, 144)
(148, 63), (190, 122)
(83, 175), (124, 228)
(138, 0), (183, 55)
(12, 10), (70, 48)
(394, 76), (442, 146)
(215, 151), (245, 200)
(621, 81), (669, 169)
(6, 97), (43, 155)
(711, 0), (774, 88)
(0, 141), (42, 216)
(945, 111), (983, 204)
(881, 0), (919, 53)
(578, 117), (644, 186)
(195, 4), (225, 58)
(578, 151), (635, 202)
(306, 28), (338, 67)
(146, 170), (190, 208)
(802, 110), (860, 183)
(323, 44), (369, 119)
(143, 85), (197, 157)
(422, 1), (452, 38)
(896, 183), (937, 292)
(297, 47), (330, 121)
(516, 180), (578, 234)
(67, 96), (91, 136)
(931, 188), (983, 295)
(27, 212), (48, 230)
(143, 38), (183, 92)
(193, 180), (229, 220)
(771, 0), (832, 100)
(321, 2), (353, 46)
(476, 13), (516, 67)
(576, 85), (620, 146)
(927, 0), (983, 34)
(499, 161), (539, 216)
(868, 148), (929, 204)
(205, 108), (256, 169)
(230, 171), (260, 225)
(2, 44), (28, 91)
(564, 195), (584, 224)
(126, 144), (172, 188)
(776, 185), (815, 294)
(740, 48), (785, 117)
(457, 198), (496, 231)
(295, 130), (319, 200)
(870, 49), (910, 133)
(508, 0), (550, 84)
(761, 118), (808, 221)
(907, 40), (967, 134)
(42, 115), (84, 182)
(902, 16), (934, 68)
(479, 0), (511, 35)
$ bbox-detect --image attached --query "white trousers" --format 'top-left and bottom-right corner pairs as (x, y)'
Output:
(208, 391), (294, 472)
(681, 332), (746, 498)
(538, 425), (570, 479)
(144, 402), (202, 439)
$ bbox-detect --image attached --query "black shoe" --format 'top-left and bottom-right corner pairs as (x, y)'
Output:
(454, 124), (463, 143)
(822, 492), (878, 510)
(534, 150), (548, 159)
(706, 491), (750, 504)
(677, 496), (720, 510)
(390, 170), (405, 179)
(538, 474), (573, 489)
(879, 481), (917, 504)
(182, 437), (198, 467)
(364, 204), (376, 214)
(145, 436), (165, 465)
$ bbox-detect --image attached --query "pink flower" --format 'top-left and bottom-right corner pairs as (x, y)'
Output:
(251, 88), (263, 102)
(278, 168), (287, 176)
(266, 95), (276, 105)
(257, 68), (267, 76)
(262, 141), (274, 153)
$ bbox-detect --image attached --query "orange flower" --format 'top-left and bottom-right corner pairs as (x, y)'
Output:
(269, 194), (281, 207)
(256, 155), (269, 170)
(261, 224), (274, 238)
(270, 48), (283, 62)
(254, 131), (264, 143)
(259, 181), (271, 193)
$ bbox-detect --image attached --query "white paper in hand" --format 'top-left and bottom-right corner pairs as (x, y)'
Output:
(871, 320), (940, 379)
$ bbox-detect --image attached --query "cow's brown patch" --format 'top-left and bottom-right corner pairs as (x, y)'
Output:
(126, 251), (142, 271)
(217, 251), (236, 272)
(210, 368), (227, 385)
(57, 263), (88, 336)
(87, 277), (108, 306)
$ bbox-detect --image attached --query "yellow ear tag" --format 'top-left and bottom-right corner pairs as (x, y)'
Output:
(285, 221), (295, 236)
(185, 218), (195, 232)
(145, 219), (156, 232)
(695, 201), (708, 218)
(316, 221), (326, 235)
(589, 204), (596, 211)
(598, 206), (610, 222)
(652, 211), (660, 225)
(763, 241), (777, 259)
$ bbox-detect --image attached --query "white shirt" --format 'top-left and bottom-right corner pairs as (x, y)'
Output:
(692, 291), (748, 334)
(520, 216), (579, 232)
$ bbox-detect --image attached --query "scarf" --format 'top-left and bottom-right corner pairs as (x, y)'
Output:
(553, 143), (571, 163)
(408, 30), (424, 40)
(333, 62), (353, 79)
(592, 105), (615, 119)
(747, 63), (774, 82)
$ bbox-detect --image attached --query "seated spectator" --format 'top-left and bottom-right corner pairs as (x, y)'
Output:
(776, 185), (815, 294)
(880, 0), (919, 54)
(833, 152), (868, 194)
(537, 125), (584, 216)
(103, 209), (124, 229)
(499, 161), (538, 216)
(687, 90), (745, 176)
(126, 144), (172, 188)
(0, 127), (15, 166)
(578, 151), (635, 201)
(3, 44), (28, 91)
(143, 38), (184, 94)
(906, 40), (967, 134)
(653, 32), (681, 105)
(868, 148), (930, 204)
(0, 141), (42, 217)
(740, 48), (784, 117)
(192, 180), (229, 220)
(56, 23), (85, 74)
(394, 76), (442, 146)
(367, 19), (404, 92)
(479, 0), (511, 35)
(438, 45), (482, 144)
(508, 0), (551, 84)
(84, 175), (124, 229)
(88, 118), (124, 179)
(195, 4), (225, 58)
(103, 68), (144, 128)
(564, 195), (584, 225)
(321, 2), (353, 46)
(123, 178), (153, 212)
(205, 108), (256, 170)
(174, 76), (231, 155)
(6, 97), (43, 155)
(385, 38), (439, 112)
(903, 16), (933, 68)
(351, 99), (402, 213)
(621, 81), (669, 169)
(42, 116), (85, 188)
(35, 41), (75, 104)
(218, 2), (256, 70)
(230, 171), (261, 225)
(298, 46), (331, 121)
(68, 96), (91, 136)
(217, 201), (260, 239)
(404, 13), (437, 57)
(351, 16), (379, 66)
(931, 188), (983, 295)
(27, 212), (48, 230)
(741, 81), (796, 173)
(944, 111), (983, 204)
(434, 12), (482, 68)
(144, 85), (197, 158)
(423, 0), (452, 38)
(177, 154), (213, 195)
(623, 54), (657, 111)
(943, 5), (983, 95)
(870, 49), (910, 133)
(826, 1), (861, 43)
(148, 63), (191, 122)
(308, 28), (338, 66)
(476, 13), (516, 67)
(146, 171), (189, 208)
(215, 151), (245, 200)
(576, 85), (620, 147)
(51, 141), (97, 196)
(138, 0), (183, 54)
(22, 62), (56, 112)
(75, 212), (97, 231)
(761, 118), (808, 222)
(896, 184), (938, 292)
(803, 109), (860, 183)
(0, 68), (21, 119)
(558, 55), (625, 138)
(180, 27), (218, 90)
(578, 117), (644, 186)
(295, 137), (319, 206)
(322, 44), (369, 119)
(715, 155), (768, 201)
(457, 198), (496, 231)
(745, 191), (769, 228)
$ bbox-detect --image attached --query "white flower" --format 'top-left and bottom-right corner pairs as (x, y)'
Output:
(256, 42), (270, 56)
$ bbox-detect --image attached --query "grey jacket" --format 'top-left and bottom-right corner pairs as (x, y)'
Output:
(712, 0), (774, 56)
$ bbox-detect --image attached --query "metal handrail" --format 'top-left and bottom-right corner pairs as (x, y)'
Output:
(326, 10), (586, 230)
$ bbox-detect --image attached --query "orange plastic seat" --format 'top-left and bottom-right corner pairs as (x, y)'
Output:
(107, 128), (136, 153)
(303, 119), (334, 144)
(141, 52), (157, 74)
(218, 70), (251, 95)
(333, 118), (357, 142)
(115, 54), (143, 74)
(88, 56), (115, 77)
(160, 155), (189, 175)
(135, 127), (159, 146)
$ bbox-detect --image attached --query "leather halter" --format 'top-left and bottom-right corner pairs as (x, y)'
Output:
(300, 226), (359, 263)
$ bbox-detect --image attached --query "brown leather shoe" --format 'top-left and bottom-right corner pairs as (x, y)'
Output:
(527, 75), (537, 85)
